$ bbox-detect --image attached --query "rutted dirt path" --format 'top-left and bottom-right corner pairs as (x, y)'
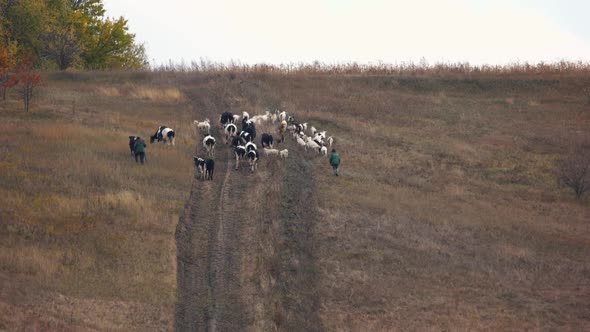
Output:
(174, 83), (322, 331)
(175, 123), (251, 331)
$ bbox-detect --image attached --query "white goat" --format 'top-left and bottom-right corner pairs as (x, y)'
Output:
(278, 111), (287, 122)
(279, 149), (289, 159)
(327, 136), (334, 147)
(194, 119), (211, 134)
(310, 126), (317, 135)
(320, 146), (328, 155)
(263, 148), (279, 156)
(305, 138), (320, 152)
(296, 135), (307, 149)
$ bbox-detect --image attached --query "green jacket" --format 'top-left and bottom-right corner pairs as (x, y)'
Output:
(329, 153), (340, 166)
(133, 139), (146, 153)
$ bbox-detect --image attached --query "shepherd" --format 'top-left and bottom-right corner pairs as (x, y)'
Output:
(329, 148), (340, 176)
(133, 137), (147, 165)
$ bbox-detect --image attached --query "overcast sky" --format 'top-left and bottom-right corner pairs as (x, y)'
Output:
(102, 0), (590, 66)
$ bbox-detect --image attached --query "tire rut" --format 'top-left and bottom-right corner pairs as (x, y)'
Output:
(175, 123), (250, 331)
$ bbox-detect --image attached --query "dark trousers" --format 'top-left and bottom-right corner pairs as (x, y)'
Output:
(332, 165), (339, 176)
(135, 152), (145, 164)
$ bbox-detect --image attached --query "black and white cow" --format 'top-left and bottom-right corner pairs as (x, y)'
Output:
(234, 145), (246, 170)
(220, 111), (234, 126)
(243, 120), (256, 140)
(261, 133), (273, 149)
(205, 159), (215, 180)
(203, 135), (216, 157)
(237, 130), (253, 144)
(128, 136), (139, 155)
(223, 123), (237, 144)
(150, 126), (176, 146)
(245, 141), (257, 153)
(193, 156), (206, 179)
(230, 136), (242, 147)
(247, 149), (259, 173)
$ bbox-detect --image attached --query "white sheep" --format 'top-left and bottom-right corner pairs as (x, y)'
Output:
(320, 146), (327, 155)
(280, 149), (289, 159)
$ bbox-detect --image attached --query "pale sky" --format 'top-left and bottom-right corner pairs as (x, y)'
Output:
(102, 0), (590, 66)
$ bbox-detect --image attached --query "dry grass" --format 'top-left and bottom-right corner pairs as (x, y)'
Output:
(0, 76), (194, 331)
(1, 70), (589, 330)
(130, 86), (184, 102)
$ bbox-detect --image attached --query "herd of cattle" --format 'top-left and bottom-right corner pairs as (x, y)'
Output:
(128, 109), (335, 181)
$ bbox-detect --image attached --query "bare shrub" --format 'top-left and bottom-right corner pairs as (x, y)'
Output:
(559, 149), (590, 199)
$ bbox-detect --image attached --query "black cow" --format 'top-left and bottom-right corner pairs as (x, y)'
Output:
(128, 136), (139, 155)
(205, 159), (215, 180)
(220, 112), (234, 126)
(261, 133), (273, 149)
(231, 136), (242, 147)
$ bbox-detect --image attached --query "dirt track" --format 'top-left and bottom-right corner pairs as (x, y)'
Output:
(175, 123), (252, 331)
(175, 123), (325, 330)
(174, 83), (322, 331)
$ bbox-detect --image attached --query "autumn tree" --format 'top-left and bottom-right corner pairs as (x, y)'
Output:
(82, 16), (147, 69)
(10, 56), (43, 111)
(3, 0), (49, 60)
(1, 0), (147, 70)
(44, 0), (107, 69)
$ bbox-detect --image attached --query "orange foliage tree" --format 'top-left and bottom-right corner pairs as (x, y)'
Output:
(9, 56), (43, 112)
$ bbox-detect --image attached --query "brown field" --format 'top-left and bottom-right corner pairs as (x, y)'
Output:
(0, 70), (589, 331)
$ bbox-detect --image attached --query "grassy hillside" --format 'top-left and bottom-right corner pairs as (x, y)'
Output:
(0, 70), (588, 330)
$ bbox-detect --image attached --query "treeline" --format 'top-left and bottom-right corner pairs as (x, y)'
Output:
(0, 0), (147, 70)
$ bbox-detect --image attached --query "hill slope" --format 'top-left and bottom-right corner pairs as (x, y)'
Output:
(0, 71), (589, 330)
